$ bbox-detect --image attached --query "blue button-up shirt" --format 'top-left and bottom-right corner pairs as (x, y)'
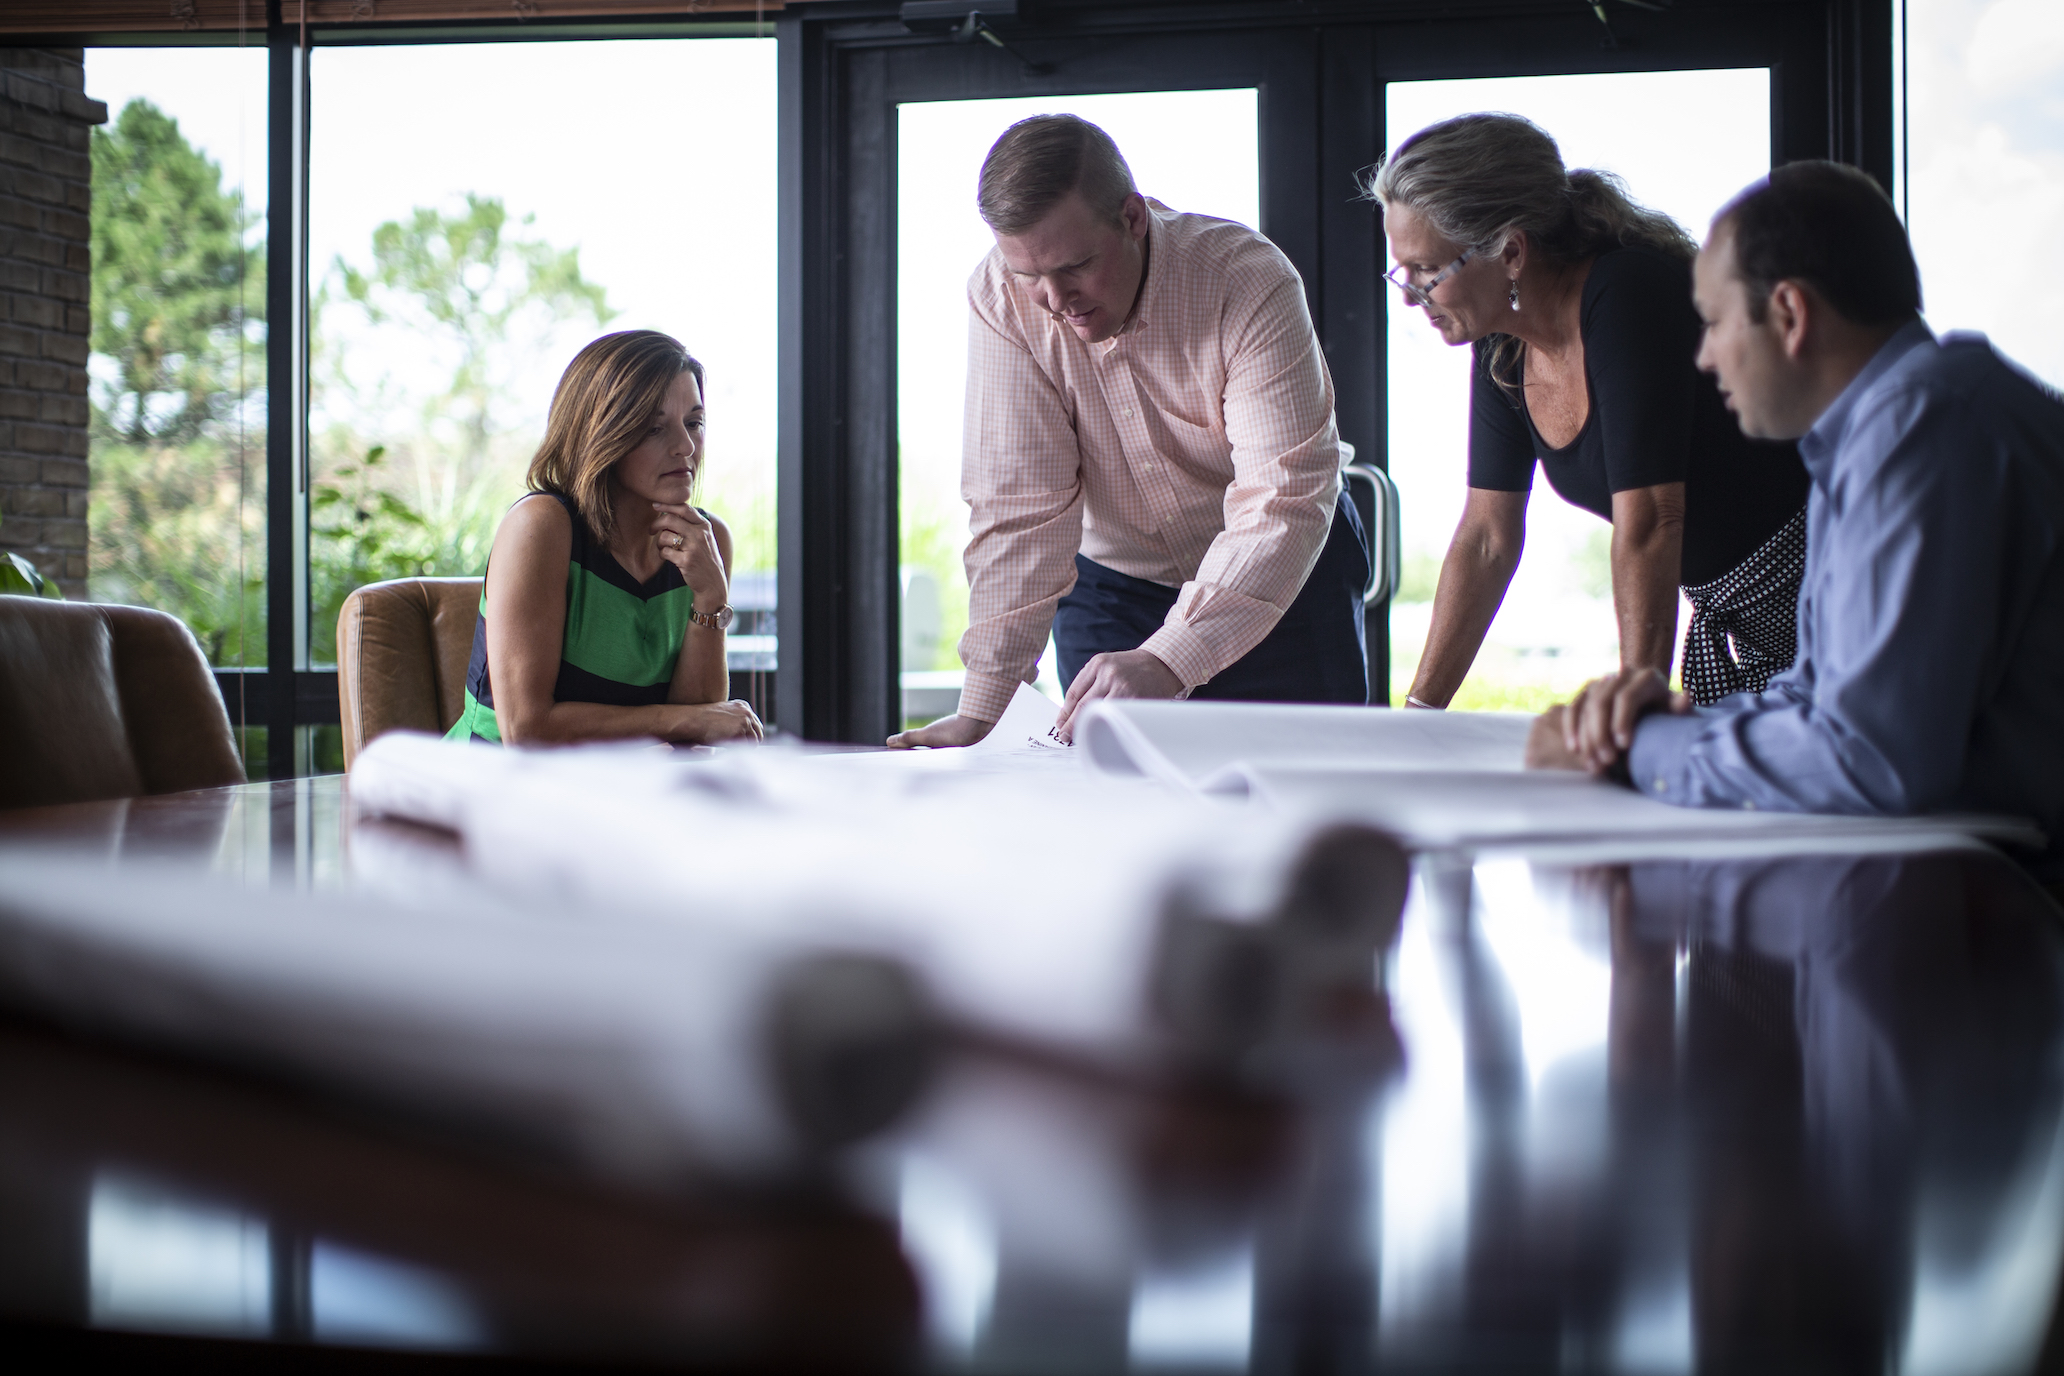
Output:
(1627, 321), (2064, 865)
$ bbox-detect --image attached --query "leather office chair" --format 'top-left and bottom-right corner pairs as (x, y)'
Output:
(337, 577), (483, 769)
(0, 596), (246, 809)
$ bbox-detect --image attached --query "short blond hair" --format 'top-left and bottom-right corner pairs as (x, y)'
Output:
(527, 330), (703, 544)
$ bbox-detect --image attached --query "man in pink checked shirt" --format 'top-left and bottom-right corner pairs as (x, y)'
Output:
(889, 114), (1370, 749)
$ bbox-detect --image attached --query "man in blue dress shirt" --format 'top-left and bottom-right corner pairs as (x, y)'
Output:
(1527, 161), (2064, 872)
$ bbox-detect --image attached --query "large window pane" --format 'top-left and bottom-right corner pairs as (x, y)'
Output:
(895, 90), (1259, 726)
(1904, 0), (2064, 389)
(1384, 69), (1770, 710)
(306, 39), (777, 677)
(83, 48), (268, 673)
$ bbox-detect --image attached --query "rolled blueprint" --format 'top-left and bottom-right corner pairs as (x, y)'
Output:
(350, 733), (1410, 1082)
(0, 850), (933, 1183)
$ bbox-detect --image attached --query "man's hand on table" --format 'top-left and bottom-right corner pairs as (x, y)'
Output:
(887, 713), (996, 750)
(1525, 667), (1690, 778)
(1053, 648), (1183, 744)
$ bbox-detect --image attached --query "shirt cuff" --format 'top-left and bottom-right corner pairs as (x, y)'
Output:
(1138, 623), (1217, 692)
(956, 669), (1023, 724)
(1625, 711), (1707, 803)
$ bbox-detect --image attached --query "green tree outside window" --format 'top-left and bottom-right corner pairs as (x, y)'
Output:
(308, 194), (615, 663)
(88, 98), (265, 665)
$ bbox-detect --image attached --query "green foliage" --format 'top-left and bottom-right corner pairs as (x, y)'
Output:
(87, 99), (265, 666)
(90, 99), (263, 446)
(309, 195), (618, 664)
(695, 460), (777, 576)
(1443, 678), (1568, 713)
(1572, 526), (1613, 599)
(1397, 550), (1442, 604)
(1, 553), (64, 599)
(327, 194), (611, 467)
(86, 107), (756, 683)
(308, 445), (441, 662)
(90, 436), (264, 663)
(899, 471), (971, 672)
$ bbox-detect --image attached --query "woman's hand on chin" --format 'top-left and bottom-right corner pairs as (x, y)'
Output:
(650, 502), (729, 605)
(683, 698), (765, 744)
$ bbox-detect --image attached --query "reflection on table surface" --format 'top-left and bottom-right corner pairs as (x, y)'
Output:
(2, 777), (2063, 1372)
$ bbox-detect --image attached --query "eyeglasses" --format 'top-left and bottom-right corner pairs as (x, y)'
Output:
(1383, 250), (1472, 307)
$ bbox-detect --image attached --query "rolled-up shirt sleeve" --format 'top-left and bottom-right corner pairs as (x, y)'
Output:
(1627, 389), (2002, 815)
(956, 288), (1086, 724)
(1140, 274), (1341, 688)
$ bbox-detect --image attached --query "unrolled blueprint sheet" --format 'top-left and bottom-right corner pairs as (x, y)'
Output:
(1076, 699), (1532, 789)
(1205, 763), (2044, 854)
(1070, 699), (2037, 857)
(820, 682), (1075, 779)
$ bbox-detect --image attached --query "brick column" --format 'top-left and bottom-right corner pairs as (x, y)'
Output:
(0, 48), (104, 600)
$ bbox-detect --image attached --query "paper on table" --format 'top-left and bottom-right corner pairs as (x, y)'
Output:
(816, 682), (1073, 779)
(1205, 763), (2045, 855)
(1075, 700), (1532, 790)
(967, 681), (1071, 755)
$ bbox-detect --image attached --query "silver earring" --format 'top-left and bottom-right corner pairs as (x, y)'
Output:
(1509, 279), (1521, 312)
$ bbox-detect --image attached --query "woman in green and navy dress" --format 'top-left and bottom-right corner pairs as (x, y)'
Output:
(447, 330), (764, 746)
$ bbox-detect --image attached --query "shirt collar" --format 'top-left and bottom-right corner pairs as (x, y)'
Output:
(1798, 318), (1935, 479)
(1105, 199), (1172, 348)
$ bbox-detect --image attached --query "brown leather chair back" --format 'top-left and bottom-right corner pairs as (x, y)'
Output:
(0, 596), (246, 809)
(337, 577), (484, 769)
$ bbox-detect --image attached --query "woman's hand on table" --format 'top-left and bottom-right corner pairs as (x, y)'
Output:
(650, 502), (729, 606)
(684, 699), (765, 744)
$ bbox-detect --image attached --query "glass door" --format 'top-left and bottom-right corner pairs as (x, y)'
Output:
(895, 89), (1260, 727)
(1383, 68), (1772, 711)
(307, 37), (779, 761)
(85, 45), (269, 771)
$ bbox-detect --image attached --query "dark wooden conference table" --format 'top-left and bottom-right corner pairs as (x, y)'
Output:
(2, 775), (2064, 1374)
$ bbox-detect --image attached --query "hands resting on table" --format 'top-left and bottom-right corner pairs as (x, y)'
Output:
(887, 649), (1181, 749)
(885, 655), (1683, 771)
(1525, 667), (1693, 780)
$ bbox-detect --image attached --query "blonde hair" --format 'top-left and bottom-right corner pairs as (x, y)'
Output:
(526, 330), (703, 545)
(1363, 113), (1695, 389)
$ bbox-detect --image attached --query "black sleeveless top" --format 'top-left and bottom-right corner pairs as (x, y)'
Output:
(446, 493), (696, 743)
(1467, 247), (1810, 586)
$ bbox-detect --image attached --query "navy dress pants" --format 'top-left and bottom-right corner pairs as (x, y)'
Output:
(1053, 490), (1369, 704)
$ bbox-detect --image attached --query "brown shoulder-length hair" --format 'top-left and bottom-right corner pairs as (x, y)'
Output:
(526, 330), (704, 545)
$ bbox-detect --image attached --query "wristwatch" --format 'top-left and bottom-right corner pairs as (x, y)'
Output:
(690, 604), (734, 632)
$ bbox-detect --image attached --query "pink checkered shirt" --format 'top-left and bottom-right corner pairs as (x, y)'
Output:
(956, 201), (1342, 723)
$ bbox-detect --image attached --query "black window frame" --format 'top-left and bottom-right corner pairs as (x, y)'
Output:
(45, 0), (1892, 768)
(779, 0), (1892, 744)
(66, 9), (778, 779)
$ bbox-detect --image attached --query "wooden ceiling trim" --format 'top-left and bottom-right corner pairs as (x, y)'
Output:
(1, 0), (784, 37)
(283, 0), (783, 21)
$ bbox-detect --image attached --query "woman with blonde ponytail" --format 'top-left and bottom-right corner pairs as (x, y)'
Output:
(1367, 113), (1810, 708)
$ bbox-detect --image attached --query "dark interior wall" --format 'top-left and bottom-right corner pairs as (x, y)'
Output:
(0, 48), (106, 600)
(777, 0), (1894, 743)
